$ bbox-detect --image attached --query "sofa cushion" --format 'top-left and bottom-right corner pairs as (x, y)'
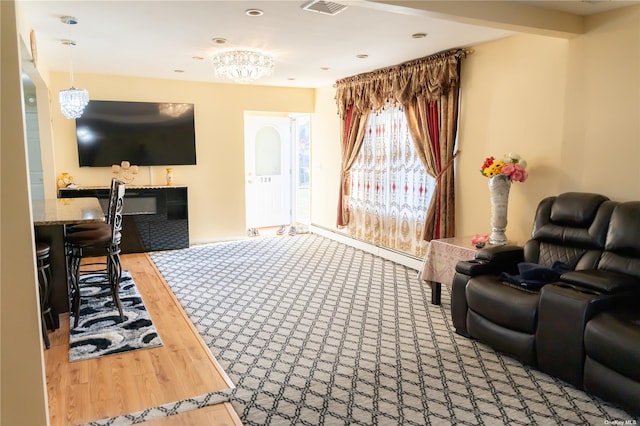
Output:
(466, 275), (540, 334)
(585, 309), (640, 382)
(600, 202), (640, 281)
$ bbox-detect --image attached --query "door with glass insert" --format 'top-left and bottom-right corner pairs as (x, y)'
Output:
(244, 114), (292, 231)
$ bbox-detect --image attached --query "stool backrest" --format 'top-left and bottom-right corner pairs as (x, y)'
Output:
(108, 180), (125, 244)
(105, 178), (119, 224)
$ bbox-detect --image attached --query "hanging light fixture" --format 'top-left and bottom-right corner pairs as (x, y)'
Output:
(59, 16), (89, 119)
(212, 50), (275, 83)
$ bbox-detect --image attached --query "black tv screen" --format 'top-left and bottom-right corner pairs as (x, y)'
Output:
(76, 100), (197, 167)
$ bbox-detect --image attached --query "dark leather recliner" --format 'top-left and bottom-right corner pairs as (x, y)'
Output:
(580, 201), (640, 414)
(452, 195), (640, 415)
(451, 192), (615, 365)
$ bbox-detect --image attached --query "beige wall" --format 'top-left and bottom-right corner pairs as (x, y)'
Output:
(312, 5), (640, 245)
(49, 73), (315, 243)
(561, 6), (640, 201)
(1, 1), (50, 424)
(456, 33), (570, 243)
(310, 86), (342, 231)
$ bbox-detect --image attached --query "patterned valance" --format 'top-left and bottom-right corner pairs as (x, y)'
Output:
(335, 49), (467, 118)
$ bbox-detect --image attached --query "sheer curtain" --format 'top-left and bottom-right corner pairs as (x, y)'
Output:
(348, 104), (434, 257)
(335, 49), (466, 244)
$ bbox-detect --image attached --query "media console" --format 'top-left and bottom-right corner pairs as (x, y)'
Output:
(59, 185), (189, 253)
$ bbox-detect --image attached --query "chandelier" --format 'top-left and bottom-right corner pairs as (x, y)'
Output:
(212, 50), (274, 83)
(59, 17), (89, 119)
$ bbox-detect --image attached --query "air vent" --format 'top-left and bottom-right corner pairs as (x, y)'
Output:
(301, 0), (347, 16)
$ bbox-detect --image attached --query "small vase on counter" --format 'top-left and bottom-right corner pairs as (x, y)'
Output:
(57, 173), (74, 189)
(165, 168), (174, 186)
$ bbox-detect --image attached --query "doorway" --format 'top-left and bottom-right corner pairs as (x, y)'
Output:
(244, 112), (310, 236)
(23, 72), (44, 200)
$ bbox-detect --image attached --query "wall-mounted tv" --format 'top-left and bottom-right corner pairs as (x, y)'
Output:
(76, 100), (197, 167)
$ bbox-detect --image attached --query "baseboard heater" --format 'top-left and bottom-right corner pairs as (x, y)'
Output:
(309, 224), (423, 271)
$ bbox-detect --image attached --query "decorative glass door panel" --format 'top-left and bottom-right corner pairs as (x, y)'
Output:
(245, 115), (292, 230)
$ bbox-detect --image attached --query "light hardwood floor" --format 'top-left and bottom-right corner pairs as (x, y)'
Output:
(44, 253), (242, 426)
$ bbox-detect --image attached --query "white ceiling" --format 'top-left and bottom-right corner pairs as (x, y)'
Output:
(18, 0), (639, 89)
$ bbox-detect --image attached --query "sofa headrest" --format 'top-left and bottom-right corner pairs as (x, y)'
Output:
(549, 192), (609, 227)
(605, 202), (640, 256)
(531, 193), (614, 249)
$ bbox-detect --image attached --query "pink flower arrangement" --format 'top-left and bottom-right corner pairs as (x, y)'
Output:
(480, 153), (528, 183)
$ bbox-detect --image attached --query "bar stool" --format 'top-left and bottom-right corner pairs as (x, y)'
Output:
(36, 242), (54, 349)
(65, 180), (126, 328)
(66, 178), (118, 235)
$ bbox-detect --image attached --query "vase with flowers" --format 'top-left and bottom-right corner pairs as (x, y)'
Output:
(480, 153), (528, 245)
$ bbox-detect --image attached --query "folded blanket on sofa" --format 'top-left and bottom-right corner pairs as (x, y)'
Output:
(501, 261), (571, 290)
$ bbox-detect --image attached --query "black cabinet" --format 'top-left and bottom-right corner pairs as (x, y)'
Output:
(59, 186), (189, 253)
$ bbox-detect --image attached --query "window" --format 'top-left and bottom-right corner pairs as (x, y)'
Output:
(348, 105), (435, 257)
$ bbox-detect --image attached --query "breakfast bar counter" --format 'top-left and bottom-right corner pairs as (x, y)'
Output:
(33, 197), (105, 315)
(32, 197), (105, 225)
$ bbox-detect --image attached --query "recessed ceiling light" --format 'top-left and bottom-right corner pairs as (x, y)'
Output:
(412, 32), (428, 39)
(212, 38), (227, 45)
(192, 56), (205, 61)
(320, 67), (330, 71)
(287, 77), (296, 81)
(245, 8), (264, 16)
(60, 16), (78, 25)
(174, 70), (184, 73)
(356, 54), (368, 59)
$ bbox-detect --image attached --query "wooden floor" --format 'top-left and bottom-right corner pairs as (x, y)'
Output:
(43, 253), (242, 426)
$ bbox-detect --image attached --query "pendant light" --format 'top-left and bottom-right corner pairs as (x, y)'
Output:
(59, 16), (89, 119)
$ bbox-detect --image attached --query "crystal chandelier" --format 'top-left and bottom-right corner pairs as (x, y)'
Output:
(59, 17), (89, 119)
(212, 50), (274, 83)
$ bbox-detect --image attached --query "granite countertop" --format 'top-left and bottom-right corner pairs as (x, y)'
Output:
(59, 184), (187, 191)
(32, 197), (105, 226)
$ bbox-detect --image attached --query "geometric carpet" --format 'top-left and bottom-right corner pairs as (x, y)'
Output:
(87, 234), (637, 425)
(69, 271), (162, 362)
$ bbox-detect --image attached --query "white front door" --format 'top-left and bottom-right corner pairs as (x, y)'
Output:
(244, 114), (292, 230)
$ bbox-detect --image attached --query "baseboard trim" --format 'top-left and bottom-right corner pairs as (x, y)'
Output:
(309, 224), (424, 271)
(190, 227), (425, 272)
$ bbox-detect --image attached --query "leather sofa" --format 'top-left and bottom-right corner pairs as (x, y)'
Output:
(451, 193), (640, 415)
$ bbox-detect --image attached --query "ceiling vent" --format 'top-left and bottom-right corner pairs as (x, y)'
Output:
(301, 0), (347, 16)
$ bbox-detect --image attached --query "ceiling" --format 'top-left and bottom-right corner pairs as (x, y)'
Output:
(18, 0), (639, 89)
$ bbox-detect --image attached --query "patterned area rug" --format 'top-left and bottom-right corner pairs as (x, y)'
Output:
(69, 271), (163, 362)
(88, 234), (636, 425)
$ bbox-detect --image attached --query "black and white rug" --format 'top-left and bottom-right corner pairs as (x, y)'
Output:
(69, 271), (163, 362)
(87, 234), (637, 425)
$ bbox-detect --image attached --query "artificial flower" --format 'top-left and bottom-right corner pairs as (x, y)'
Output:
(471, 234), (489, 245)
(480, 153), (528, 183)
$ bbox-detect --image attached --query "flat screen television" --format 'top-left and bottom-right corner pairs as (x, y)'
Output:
(75, 100), (197, 167)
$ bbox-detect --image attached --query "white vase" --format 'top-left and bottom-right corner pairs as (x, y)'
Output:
(488, 175), (511, 245)
(165, 168), (174, 185)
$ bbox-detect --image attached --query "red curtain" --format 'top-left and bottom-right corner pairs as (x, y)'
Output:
(337, 105), (369, 227)
(406, 88), (460, 241)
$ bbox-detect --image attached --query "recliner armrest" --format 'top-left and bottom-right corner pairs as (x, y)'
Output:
(455, 260), (497, 276)
(560, 270), (640, 294)
(475, 245), (524, 263)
